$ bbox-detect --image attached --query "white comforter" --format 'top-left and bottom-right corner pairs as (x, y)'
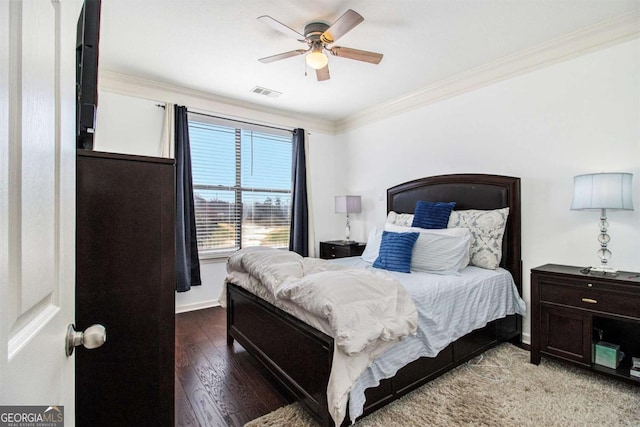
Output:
(224, 247), (418, 425)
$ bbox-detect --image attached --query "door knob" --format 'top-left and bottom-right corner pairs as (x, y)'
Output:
(66, 324), (106, 357)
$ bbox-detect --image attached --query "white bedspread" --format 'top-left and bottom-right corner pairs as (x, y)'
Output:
(222, 247), (418, 424)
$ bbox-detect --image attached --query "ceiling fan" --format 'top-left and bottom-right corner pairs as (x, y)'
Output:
(257, 9), (383, 81)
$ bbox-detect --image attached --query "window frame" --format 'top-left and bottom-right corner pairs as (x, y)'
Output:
(188, 112), (293, 259)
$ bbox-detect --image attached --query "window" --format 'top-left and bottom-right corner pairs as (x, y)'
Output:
(188, 113), (293, 258)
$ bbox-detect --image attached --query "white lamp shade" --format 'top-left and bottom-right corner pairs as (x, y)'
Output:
(571, 172), (634, 211)
(335, 195), (361, 214)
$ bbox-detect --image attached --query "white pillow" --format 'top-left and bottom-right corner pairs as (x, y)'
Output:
(384, 223), (470, 237)
(447, 208), (509, 270)
(361, 226), (383, 263)
(386, 211), (414, 227)
(383, 223), (471, 274)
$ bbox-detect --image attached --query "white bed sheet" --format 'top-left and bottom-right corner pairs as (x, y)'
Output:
(330, 257), (526, 422)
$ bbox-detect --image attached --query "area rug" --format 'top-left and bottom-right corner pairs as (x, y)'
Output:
(245, 343), (640, 426)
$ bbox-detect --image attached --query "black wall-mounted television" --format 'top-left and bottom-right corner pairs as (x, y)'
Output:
(76, 0), (101, 150)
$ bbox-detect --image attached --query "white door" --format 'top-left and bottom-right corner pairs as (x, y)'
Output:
(0, 0), (81, 422)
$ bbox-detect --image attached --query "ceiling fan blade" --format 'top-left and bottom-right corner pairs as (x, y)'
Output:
(258, 49), (306, 63)
(316, 65), (330, 81)
(330, 46), (383, 64)
(258, 15), (306, 41)
(321, 9), (364, 44)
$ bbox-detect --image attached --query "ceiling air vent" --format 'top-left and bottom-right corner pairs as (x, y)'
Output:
(251, 86), (282, 98)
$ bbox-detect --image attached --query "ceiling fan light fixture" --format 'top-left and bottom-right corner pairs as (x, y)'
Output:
(306, 50), (328, 70)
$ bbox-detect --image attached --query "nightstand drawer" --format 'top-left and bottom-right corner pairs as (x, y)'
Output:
(319, 241), (366, 260)
(324, 245), (351, 258)
(540, 281), (640, 319)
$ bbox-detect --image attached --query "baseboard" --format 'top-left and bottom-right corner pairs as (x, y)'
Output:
(175, 299), (220, 314)
(521, 332), (531, 346)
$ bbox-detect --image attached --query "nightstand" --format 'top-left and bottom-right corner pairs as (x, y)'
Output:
(530, 264), (640, 384)
(319, 240), (366, 260)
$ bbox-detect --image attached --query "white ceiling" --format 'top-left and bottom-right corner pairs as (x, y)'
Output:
(99, 0), (639, 123)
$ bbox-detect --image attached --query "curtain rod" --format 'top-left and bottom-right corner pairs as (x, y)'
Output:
(189, 110), (293, 134)
(155, 104), (294, 134)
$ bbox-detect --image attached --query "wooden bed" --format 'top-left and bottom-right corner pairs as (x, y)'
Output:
(226, 173), (522, 426)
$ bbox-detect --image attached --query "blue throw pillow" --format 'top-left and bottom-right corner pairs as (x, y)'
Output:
(411, 201), (456, 229)
(372, 231), (419, 273)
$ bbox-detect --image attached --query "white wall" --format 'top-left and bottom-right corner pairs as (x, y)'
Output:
(175, 260), (227, 313)
(94, 91), (164, 156)
(307, 131), (347, 245)
(337, 38), (640, 343)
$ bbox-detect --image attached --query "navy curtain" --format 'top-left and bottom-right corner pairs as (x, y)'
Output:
(289, 128), (308, 256)
(175, 105), (202, 292)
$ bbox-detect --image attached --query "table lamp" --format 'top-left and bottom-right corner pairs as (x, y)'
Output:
(335, 195), (361, 242)
(571, 172), (633, 274)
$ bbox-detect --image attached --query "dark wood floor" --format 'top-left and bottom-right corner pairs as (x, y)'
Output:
(175, 307), (291, 427)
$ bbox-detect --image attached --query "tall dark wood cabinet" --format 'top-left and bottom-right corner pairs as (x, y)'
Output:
(76, 150), (175, 426)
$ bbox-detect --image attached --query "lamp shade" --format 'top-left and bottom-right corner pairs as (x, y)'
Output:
(335, 195), (361, 214)
(306, 50), (329, 70)
(571, 172), (634, 211)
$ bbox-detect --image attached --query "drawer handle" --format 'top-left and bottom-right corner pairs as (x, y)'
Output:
(581, 298), (598, 304)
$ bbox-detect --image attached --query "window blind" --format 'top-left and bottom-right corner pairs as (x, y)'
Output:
(188, 114), (292, 257)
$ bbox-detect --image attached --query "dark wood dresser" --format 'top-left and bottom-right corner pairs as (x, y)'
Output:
(319, 240), (366, 259)
(531, 264), (640, 384)
(76, 150), (176, 425)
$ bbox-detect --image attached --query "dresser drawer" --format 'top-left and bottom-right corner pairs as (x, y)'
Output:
(539, 280), (640, 319)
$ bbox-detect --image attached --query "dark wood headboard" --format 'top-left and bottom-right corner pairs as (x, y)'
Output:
(387, 174), (522, 293)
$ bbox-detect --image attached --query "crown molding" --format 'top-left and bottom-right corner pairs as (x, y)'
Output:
(98, 71), (337, 134)
(334, 10), (640, 133)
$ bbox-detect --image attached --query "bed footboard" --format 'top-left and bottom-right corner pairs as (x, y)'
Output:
(227, 283), (334, 426)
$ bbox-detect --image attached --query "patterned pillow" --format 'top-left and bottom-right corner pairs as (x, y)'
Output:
(386, 211), (414, 227)
(412, 201), (456, 229)
(447, 208), (509, 270)
(372, 231), (419, 273)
